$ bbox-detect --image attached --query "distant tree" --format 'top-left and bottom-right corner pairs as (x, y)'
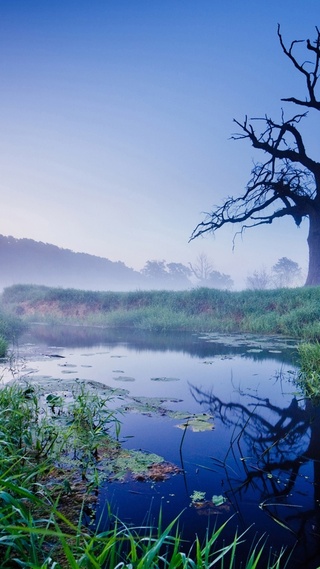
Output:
(141, 260), (192, 289)
(272, 257), (302, 287)
(166, 262), (192, 287)
(206, 270), (234, 290)
(189, 254), (233, 289)
(190, 26), (320, 286)
(246, 267), (272, 290)
(189, 253), (214, 282)
(141, 260), (169, 281)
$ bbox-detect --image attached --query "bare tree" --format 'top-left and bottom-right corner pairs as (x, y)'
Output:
(190, 26), (320, 286)
(189, 253), (214, 282)
(189, 253), (233, 289)
(246, 267), (272, 290)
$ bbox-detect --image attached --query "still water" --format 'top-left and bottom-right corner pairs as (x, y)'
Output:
(3, 325), (320, 568)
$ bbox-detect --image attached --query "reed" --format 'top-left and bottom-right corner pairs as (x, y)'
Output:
(296, 342), (320, 399)
(3, 283), (320, 339)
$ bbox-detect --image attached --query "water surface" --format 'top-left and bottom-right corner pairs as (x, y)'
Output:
(3, 325), (320, 568)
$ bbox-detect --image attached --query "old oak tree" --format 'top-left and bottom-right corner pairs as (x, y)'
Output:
(191, 26), (320, 286)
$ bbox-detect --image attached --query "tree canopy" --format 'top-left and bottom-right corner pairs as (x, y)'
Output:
(191, 26), (320, 286)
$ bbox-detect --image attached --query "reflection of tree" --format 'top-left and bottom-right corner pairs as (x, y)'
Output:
(190, 383), (320, 566)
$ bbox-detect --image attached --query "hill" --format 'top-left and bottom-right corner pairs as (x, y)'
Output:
(0, 235), (144, 291)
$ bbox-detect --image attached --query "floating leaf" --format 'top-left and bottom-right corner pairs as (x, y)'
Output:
(113, 376), (135, 382)
(212, 494), (226, 506)
(150, 376), (180, 382)
(190, 490), (206, 503)
(176, 414), (214, 432)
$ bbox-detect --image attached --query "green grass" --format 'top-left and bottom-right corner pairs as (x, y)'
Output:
(296, 342), (320, 399)
(0, 335), (8, 357)
(0, 283), (315, 566)
(0, 383), (289, 568)
(3, 283), (320, 339)
(0, 305), (25, 357)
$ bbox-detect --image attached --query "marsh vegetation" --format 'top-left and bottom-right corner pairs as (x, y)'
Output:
(3, 283), (320, 339)
(0, 286), (320, 567)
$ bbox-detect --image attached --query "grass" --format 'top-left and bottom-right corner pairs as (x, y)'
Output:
(3, 283), (320, 339)
(0, 382), (289, 568)
(0, 283), (315, 566)
(296, 342), (320, 399)
(0, 335), (7, 357)
(0, 305), (25, 357)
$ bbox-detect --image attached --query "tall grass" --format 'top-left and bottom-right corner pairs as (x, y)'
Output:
(0, 305), (25, 356)
(0, 383), (289, 568)
(296, 342), (320, 399)
(0, 335), (7, 357)
(3, 283), (320, 339)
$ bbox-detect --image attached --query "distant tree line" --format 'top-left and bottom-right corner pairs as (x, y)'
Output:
(246, 257), (303, 290)
(140, 254), (234, 290)
(0, 235), (303, 292)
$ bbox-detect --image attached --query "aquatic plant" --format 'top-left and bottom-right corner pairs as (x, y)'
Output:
(296, 342), (320, 399)
(0, 380), (291, 568)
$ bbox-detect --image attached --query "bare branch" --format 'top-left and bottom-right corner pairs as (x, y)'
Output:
(233, 114), (319, 173)
(191, 26), (320, 286)
(278, 24), (320, 110)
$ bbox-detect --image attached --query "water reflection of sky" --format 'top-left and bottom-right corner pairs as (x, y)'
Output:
(2, 325), (320, 569)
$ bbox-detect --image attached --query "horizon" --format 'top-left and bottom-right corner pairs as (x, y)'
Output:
(1, 1), (319, 287)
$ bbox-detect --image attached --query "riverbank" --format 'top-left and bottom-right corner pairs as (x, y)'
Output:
(0, 284), (319, 567)
(2, 283), (320, 339)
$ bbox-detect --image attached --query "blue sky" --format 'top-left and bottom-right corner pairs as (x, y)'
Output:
(1, 1), (319, 287)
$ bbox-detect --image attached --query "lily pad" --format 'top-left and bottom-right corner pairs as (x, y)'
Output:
(212, 494), (227, 506)
(107, 449), (165, 481)
(176, 413), (214, 432)
(150, 377), (180, 382)
(122, 395), (185, 417)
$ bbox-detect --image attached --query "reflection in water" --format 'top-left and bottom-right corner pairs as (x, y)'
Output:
(20, 324), (298, 363)
(190, 383), (320, 568)
(4, 324), (319, 568)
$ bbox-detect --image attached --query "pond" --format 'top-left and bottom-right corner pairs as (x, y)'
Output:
(2, 324), (320, 568)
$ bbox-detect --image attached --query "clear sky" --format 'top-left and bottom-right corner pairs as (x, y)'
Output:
(1, 0), (319, 287)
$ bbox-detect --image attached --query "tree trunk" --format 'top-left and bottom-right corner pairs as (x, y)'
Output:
(305, 209), (320, 286)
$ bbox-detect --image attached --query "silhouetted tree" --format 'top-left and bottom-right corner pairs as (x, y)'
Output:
(191, 26), (320, 286)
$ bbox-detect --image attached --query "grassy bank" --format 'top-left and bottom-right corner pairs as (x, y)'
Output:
(2, 283), (320, 339)
(0, 284), (317, 567)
